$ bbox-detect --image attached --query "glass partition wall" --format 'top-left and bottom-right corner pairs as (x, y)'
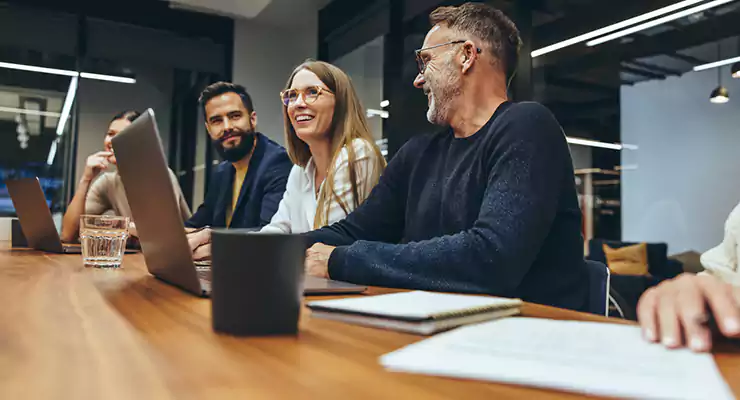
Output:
(0, 3), (231, 220)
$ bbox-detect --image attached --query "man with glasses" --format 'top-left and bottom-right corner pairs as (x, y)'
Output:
(304, 3), (589, 311)
(185, 82), (292, 259)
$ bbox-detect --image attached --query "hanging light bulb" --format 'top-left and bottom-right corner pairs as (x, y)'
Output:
(710, 86), (730, 103)
(733, 39), (740, 78)
(710, 43), (729, 104)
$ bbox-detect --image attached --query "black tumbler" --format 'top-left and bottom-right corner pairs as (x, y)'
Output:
(211, 230), (306, 336)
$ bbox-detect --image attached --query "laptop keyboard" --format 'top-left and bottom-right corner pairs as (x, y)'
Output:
(194, 260), (212, 283)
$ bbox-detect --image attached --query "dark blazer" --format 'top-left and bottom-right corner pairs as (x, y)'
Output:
(185, 133), (292, 229)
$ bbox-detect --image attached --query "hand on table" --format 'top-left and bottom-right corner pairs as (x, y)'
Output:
(637, 273), (740, 352)
(305, 243), (335, 279)
(186, 227), (212, 261)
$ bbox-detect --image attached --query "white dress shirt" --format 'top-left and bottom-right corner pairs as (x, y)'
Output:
(260, 138), (379, 234)
(701, 202), (740, 286)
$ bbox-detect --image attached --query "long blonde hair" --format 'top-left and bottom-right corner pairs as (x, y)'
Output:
(282, 60), (386, 228)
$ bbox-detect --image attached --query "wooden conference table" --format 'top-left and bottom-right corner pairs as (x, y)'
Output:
(0, 246), (738, 399)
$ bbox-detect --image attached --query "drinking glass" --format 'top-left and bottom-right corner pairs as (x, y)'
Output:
(80, 215), (129, 268)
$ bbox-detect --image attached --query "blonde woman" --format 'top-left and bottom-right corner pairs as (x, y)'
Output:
(260, 60), (386, 233)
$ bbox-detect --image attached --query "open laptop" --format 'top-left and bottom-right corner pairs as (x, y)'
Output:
(111, 108), (366, 297)
(6, 178), (82, 253)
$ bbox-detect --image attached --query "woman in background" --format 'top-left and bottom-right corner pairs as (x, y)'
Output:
(60, 110), (190, 242)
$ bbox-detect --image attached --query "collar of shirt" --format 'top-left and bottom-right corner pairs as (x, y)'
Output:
(302, 157), (318, 194)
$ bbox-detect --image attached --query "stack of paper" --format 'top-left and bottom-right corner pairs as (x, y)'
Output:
(380, 318), (733, 400)
(308, 291), (522, 335)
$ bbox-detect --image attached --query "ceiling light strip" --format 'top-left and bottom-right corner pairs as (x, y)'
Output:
(0, 106), (62, 117)
(586, 0), (736, 47)
(46, 139), (58, 166)
(566, 137), (624, 150)
(694, 56), (740, 71)
(79, 72), (136, 84)
(0, 61), (135, 84)
(0, 61), (79, 77)
(56, 76), (79, 136)
(531, 0), (707, 57)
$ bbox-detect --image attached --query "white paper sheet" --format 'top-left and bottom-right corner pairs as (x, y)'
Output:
(380, 318), (734, 400)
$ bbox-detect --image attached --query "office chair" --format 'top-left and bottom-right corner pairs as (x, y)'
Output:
(585, 260), (610, 316)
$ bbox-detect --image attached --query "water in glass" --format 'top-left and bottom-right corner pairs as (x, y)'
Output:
(80, 215), (129, 268)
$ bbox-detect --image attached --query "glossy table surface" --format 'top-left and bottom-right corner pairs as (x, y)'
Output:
(1, 247), (738, 399)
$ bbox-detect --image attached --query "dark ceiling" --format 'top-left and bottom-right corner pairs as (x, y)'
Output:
(3, 0), (740, 153)
(524, 0), (740, 145)
(317, 0), (740, 168)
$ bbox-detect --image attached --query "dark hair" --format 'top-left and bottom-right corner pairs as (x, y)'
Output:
(430, 2), (521, 82)
(198, 81), (254, 118)
(110, 110), (141, 124)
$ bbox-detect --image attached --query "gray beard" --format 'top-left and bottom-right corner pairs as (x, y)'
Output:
(426, 65), (461, 126)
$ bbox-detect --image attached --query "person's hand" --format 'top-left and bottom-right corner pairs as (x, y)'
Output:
(305, 243), (335, 279)
(186, 227), (212, 261)
(128, 222), (138, 238)
(637, 273), (740, 352)
(82, 151), (114, 182)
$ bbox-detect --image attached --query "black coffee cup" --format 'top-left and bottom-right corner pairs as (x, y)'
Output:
(211, 230), (306, 336)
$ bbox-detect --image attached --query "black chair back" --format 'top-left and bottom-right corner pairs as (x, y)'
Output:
(584, 260), (609, 316)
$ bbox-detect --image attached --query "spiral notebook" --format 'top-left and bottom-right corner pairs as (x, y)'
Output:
(307, 291), (522, 335)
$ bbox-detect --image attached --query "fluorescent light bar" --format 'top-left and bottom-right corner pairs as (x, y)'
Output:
(56, 76), (79, 136)
(366, 109), (389, 119)
(0, 106), (61, 118)
(79, 72), (136, 84)
(531, 0), (706, 57)
(0, 61), (78, 77)
(566, 137), (623, 150)
(0, 61), (135, 84)
(586, 0), (735, 47)
(46, 139), (58, 166)
(380, 100), (390, 108)
(694, 56), (740, 72)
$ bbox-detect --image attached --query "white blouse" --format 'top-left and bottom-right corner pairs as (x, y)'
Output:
(701, 202), (740, 286)
(260, 138), (380, 234)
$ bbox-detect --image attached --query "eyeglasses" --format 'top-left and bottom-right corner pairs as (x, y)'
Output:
(414, 40), (482, 75)
(280, 86), (333, 106)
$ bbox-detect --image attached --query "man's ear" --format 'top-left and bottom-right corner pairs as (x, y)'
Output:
(461, 40), (478, 74)
(250, 111), (258, 129)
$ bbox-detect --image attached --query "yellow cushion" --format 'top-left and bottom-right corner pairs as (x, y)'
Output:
(603, 243), (650, 276)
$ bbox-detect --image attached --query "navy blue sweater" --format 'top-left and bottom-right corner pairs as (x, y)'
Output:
(305, 102), (588, 311)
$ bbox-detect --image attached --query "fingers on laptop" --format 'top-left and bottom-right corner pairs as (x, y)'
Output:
(186, 228), (211, 253)
(193, 243), (211, 261)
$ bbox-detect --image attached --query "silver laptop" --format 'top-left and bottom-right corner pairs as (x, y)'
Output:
(111, 108), (366, 297)
(6, 178), (82, 254)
